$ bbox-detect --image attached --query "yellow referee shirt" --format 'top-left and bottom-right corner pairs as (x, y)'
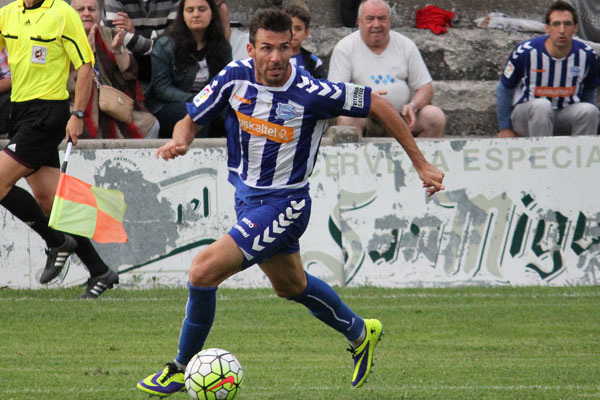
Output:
(0, 0), (94, 102)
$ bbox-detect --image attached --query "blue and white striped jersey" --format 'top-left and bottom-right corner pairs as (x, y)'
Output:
(501, 35), (599, 109)
(187, 59), (371, 200)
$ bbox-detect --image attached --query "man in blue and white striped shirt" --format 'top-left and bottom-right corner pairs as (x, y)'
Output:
(497, 0), (600, 138)
(137, 9), (445, 397)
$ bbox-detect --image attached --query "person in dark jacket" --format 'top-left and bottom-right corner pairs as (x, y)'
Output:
(145, 0), (232, 138)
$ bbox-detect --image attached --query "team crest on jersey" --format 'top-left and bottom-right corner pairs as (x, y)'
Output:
(31, 46), (47, 64)
(193, 85), (212, 107)
(275, 103), (300, 120)
(570, 66), (580, 76)
(503, 61), (515, 79)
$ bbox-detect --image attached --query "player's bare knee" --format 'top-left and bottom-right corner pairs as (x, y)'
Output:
(189, 253), (220, 287)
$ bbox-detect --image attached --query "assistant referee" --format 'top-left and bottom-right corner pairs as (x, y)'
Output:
(0, 0), (119, 298)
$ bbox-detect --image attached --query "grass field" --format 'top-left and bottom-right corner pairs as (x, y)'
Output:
(1, 285), (599, 399)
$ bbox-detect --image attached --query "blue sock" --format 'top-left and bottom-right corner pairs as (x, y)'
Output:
(289, 272), (364, 341)
(175, 283), (217, 365)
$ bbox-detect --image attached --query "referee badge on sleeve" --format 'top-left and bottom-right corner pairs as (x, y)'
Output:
(31, 46), (48, 64)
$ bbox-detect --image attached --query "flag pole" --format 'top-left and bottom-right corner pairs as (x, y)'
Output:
(61, 140), (73, 173)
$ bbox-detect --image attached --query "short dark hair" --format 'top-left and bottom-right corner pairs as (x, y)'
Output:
(248, 9), (293, 45)
(282, 4), (311, 29)
(545, 0), (578, 25)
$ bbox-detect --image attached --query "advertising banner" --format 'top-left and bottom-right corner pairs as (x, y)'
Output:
(1, 136), (598, 288)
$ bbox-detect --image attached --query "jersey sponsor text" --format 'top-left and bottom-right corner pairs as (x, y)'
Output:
(235, 110), (293, 144)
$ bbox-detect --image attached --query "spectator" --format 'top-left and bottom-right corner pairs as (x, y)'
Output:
(565, 0), (600, 54)
(0, 0), (118, 298)
(0, 48), (9, 136)
(328, 0), (446, 138)
(103, 0), (180, 83)
(283, 4), (327, 79)
(144, 0), (232, 138)
(497, 0), (599, 138)
(70, 0), (159, 139)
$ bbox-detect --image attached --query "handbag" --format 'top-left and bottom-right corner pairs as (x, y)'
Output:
(95, 76), (134, 124)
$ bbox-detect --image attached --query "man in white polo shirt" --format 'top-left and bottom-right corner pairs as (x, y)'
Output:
(328, 0), (446, 138)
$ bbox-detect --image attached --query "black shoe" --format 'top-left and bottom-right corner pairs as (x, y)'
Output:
(79, 268), (119, 299)
(40, 235), (78, 284)
(264, 0), (283, 6)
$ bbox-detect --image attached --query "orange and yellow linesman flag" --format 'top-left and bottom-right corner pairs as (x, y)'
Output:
(48, 143), (127, 243)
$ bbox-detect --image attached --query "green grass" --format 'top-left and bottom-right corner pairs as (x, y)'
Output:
(1, 286), (599, 399)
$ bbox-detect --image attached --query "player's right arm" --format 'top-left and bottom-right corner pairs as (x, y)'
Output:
(496, 41), (527, 136)
(155, 115), (202, 160)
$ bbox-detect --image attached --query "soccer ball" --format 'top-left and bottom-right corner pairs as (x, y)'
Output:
(184, 348), (244, 400)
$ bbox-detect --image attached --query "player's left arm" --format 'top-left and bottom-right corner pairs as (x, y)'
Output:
(369, 91), (445, 196)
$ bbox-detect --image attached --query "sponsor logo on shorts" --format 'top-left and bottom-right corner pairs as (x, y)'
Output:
(234, 224), (250, 238)
(235, 110), (293, 144)
(241, 217), (256, 228)
(534, 86), (576, 97)
(31, 46), (47, 64)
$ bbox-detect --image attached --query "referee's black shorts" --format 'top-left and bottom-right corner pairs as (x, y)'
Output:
(3, 99), (70, 171)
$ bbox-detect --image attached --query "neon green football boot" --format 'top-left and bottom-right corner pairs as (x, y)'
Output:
(349, 319), (383, 388)
(137, 362), (185, 397)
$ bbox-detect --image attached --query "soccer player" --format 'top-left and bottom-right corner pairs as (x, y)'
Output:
(137, 9), (444, 396)
(496, 0), (600, 138)
(0, 0), (119, 298)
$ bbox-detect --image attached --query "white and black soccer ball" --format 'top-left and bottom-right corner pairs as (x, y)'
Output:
(185, 348), (244, 400)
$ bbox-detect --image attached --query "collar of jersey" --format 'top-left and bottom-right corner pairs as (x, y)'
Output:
(18, 0), (53, 11)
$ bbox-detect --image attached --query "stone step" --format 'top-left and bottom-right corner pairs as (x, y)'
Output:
(432, 80), (497, 136)
(328, 81), (499, 137)
(226, 0), (547, 29)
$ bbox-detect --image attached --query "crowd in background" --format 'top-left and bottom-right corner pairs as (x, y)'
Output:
(1, 0), (600, 139)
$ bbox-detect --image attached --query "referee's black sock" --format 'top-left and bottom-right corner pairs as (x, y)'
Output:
(69, 234), (109, 278)
(0, 186), (64, 248)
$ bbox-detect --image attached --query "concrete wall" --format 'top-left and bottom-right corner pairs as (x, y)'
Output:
(1, 136), (599, 290)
